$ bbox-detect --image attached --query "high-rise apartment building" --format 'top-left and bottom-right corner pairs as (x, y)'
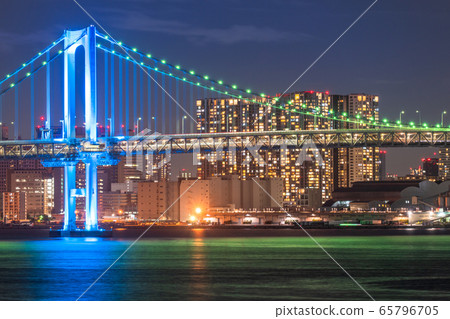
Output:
(331, 93), (381, 187)
(196, 92), (334, 205)
(438, 148), (450, 180)
(196, 91), (382, 206)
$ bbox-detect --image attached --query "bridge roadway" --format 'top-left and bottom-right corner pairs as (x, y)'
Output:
(1, 128), (450, 159)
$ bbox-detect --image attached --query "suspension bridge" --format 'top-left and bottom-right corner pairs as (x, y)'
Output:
(0, 26), (448, 235)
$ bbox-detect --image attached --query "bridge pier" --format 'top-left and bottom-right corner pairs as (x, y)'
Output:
(84, 156), (98, 231)
(63, 163), (77, 231)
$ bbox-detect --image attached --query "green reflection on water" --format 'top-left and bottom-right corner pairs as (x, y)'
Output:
(0, 235), (449, 300)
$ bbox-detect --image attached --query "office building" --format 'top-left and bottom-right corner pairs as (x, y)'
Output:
(8, 169), (54, 217)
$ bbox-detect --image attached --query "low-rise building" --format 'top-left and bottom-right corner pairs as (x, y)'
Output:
(137, 180), (180, 220)
(2, 192), (26, 221)
(179, 176), (283, 222)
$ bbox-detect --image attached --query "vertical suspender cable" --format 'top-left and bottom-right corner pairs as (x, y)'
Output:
(190, 84), (193, 133)
(104, 50), (108, 137)
(176, 78), (179, 133)
(154, 71), (158, 132)
(105, 51), (109, 136)
(133, 63), (137, 133)
(30, 62), (34, 139)
(14, 74), (18, 139)
(46, 51), (51, 134)
(119, 57), (123, 135)
(0, 84), (2, 140)
(147, 65), (151, 130)
(182, 79), (186, 133)
(168, 76), (172, 133)
(140, 56), (143, 130)
(161, 74), (165, 133)
(110, 43), (115, 136)
(125, 60), (130, 136)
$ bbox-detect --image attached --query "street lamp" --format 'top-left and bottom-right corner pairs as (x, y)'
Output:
(399, 110), (405, 123)
(442, 111), (447, 127)
(60, 120), (64, 139)
(135, 117), (142, 135)
(416, 110), (422, 125)
(107, 118), (112, 136)
(152, 117), (157, 131)
(182, 115), (187, 134)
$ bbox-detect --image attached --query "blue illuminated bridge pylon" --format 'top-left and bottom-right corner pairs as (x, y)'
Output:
(56, 26), (117, 232)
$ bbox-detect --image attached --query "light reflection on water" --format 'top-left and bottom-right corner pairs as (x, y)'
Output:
(0, 234), (449, 300)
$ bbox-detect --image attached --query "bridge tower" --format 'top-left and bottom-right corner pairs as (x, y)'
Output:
(62, 26), (100, 232)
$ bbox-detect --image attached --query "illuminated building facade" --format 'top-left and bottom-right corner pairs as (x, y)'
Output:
(196, 97), (268, 179)
(2, 192), (26, 221)
(196, 92), (335, 205)
(8, 169), (54, 217)
(438, 149), (450, 180)
(196, 91), (382, 206)
(331, 93), (381, 187)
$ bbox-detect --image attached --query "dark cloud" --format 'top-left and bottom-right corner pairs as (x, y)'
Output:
(101, 9), (309, 44)
(0, 29), (61, 53)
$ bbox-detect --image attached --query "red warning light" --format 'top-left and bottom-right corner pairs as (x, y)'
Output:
(40, 116), (45, 121)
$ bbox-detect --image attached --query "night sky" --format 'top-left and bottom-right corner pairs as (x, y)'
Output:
(1, 0), (449, 174)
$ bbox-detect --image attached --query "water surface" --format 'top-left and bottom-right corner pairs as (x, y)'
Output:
(0, 230), (449, 300)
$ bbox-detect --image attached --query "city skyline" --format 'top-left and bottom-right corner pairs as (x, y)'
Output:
(0, 1), (447, 175)
(0, 0), (450, 305)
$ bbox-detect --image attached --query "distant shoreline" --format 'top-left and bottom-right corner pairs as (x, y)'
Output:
(0, 226), (449, 240)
